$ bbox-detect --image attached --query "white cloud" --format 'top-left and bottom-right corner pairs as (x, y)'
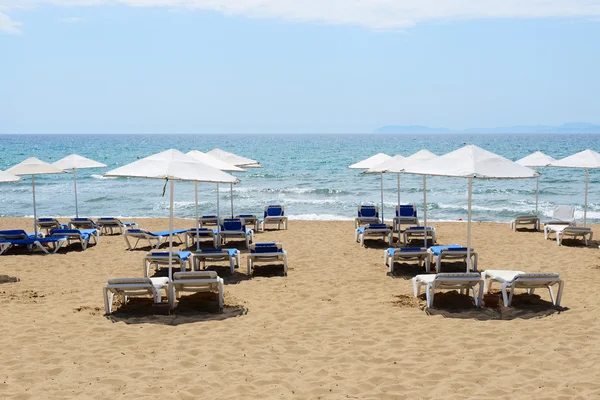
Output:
(60, 16), (85, 22)
(0, 11), (21, 34)
(1, 0), (600, 31)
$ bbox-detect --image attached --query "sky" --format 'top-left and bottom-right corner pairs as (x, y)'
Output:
(1, 1), (600, 134)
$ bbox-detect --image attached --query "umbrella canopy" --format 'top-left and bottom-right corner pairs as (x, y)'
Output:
(364, 154), (405, 174)
(52, 154), (108, 218)
(7, 157), (65, 236)
(206, 148), (261, 168)
(402, 145), (538, 270)
(0, 170), (22, 182)
(548, 149), (600, 226)
(105, 149), (238, 280)
(349, 153), (392, 223)
(516, 151), (556, 214)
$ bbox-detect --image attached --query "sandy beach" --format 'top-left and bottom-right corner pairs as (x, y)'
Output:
(0, 217), (599, 399)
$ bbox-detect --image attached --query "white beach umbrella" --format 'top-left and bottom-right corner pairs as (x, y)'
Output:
(186, 150), (246, 250)
(7, 157), (65, 236)
(52, 154), (107, 218)
(368, 150), (439, 239)
(548, 149), (600, 226)
(206, 148), (261, 218)
(349, 153), (392, 222)
(402, 145), (538, 271)
(0, 171), (22, 183)
(516, 151), (557, 214)
(105, 149), (238, 280)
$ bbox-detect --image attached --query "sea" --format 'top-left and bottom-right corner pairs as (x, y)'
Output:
(1, 134), (599, 223)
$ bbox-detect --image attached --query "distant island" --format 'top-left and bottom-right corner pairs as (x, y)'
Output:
(374, 122), (600, 134)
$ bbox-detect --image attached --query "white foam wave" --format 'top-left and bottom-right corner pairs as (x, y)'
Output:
(288, 214), (353, 221)
(91, 174), (116, 180)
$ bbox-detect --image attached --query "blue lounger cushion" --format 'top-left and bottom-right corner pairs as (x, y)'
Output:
(127, 229), (187, 236)
(358, 206), (378, 218)
(264, 206), (284, 218)
(196, 248), (238, 257)
(428, 244), (464, 256)
(147, 251), (192, 260)
(396, 205), (417, 217)
(386, 247), (426, 257)
(0, 230), (42, 240)
(187, 228), (218, 235)
(250, 242), (283, 253)
(221, 219), (251, 233)
(366, 224), (389, 229)
(50, 229), (97, 239)
(0, 236), (66, 246)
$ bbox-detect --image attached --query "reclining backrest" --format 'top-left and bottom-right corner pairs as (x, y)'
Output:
(250, 242), (282, 253)
(0, 230), (30, 240)
(397, 205), (417, 218)
(358, 205), (378, 218)
(264, 205), (284, 218)
(552, 205), (575, 222)
(222, 218), (244, 231)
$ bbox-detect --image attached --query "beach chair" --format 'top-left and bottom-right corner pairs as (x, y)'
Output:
(36, 218), (68, 235)
(481, 270), (564, 307)
(199, 215), (219, 227)
(236, 214), (260, 231)
(402, 226), (436, 245)
(192, 248), (241, 275)
(355, 205), (380, 228)
(544, 205), (576, 227)
(143, 251), (193, 277)
(169, 271), (224, 311)
(96, 218), (138, 235)
(217, 218), (254, 248)
(0, 230), (67, 255)
(412, 272), (484, 308)
(103, 277), (170, 315)
(428, 245), (478, 273)
(49, 228), (99, 250)
(247, 242), (288, 277)
(384, 247), (430, 274)
(355, 223), (393, 247)
(544, 225), (593, 246)
(393, 205), (419, 232)
(185, 228), (219, 248)
(123, 228), (186, 250)
(509, 215), (540, 232)
(69, 217), (100, 230)
(257, 205), (288, 231)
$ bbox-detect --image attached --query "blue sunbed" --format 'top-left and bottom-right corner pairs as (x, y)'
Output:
(49, 228), (99, 250)
(257, 205), (288, 231)
(355, 205), (381, 228)
(192, 248), (241, 274)
(96, 218), (138, 235)
(428, 245), (478, 273)
(123, 228), (187, 250)
(217, 218), (254, 248)
(143, 251), (193, 277)
(247, 242), (288, 276)
(186, 228), (219, 248)
(0, 235), (68, 255)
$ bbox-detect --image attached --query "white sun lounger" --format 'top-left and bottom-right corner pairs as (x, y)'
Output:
(428, 245), (478, 273)
(355, 224), (393, 247)
(384, 247), (430, 273)
(69, 217), (100, 230)
(544, 224), (593, 246)
(123, 229), (187, 250)
(412, 272), (483, 308)
(392, 205), (420, 232)
(247, 242), (288, 277)
(355, 205), (381, 228)
(509, 215), (540, 231)
(481, 270), (564, 307)
(217, 219), (254, 248)
(192, 248), (241, 275)
(96, 218), (138, 235)
(402, 226), (436, 245)
(103, 277), (170, 315)
(185, 228), (219, 248)
(257, 205), (288, 231)
(169, 271), (224, 311)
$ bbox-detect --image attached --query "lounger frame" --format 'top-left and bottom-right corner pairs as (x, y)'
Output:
(413, 273), (484, 308)
(384, 248), (430, 273)
(482, 270), (564, 307)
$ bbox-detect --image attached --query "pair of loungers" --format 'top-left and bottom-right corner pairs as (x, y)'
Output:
(0, 228), (98, 254)
(355, 205), (421, 230)
(385, 245), (477, 274)
(36, 217), (137, 235)
(413, 270), (564, 309)
(197, 206), (288, 232)
(356, 224), (436, 247)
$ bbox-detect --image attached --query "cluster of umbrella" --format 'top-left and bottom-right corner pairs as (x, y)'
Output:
(349, 145), (600, 270)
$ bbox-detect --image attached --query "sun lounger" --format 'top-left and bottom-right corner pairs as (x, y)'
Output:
(69, 217), (100, 230)
(96, 218), (138, 235)
(428, 245), (478, 273)
(384, 247), (430, 274)
(169, 271), (224, 311)
(192, 248), (240, 274)
(199, 215), (219, 227)
(49, 228), (99, 250)
(143, 251), (193, 277)
(36, 218), (68, 235)
(103, 277), (170, 314)
(0, 236), (68, 255)
(257, 205), (288, 231)
(185, 228), (219, 248)
(402, 226), (436, 245)
(509, 215), (540, 231)
(236, 214), (260, 231)
(544, 205), (576, 226)
(217, 218), (254, 248)
(123, 228), (186, 250)
(355, 223), (393, 247)
(544, 224), (593, 246)
(0, 230), (42, 240)
(247, 242), (288, 276)
(412, 272), (484, 308)
(355, 205), (380, 228)
(481, 269), (564, 307)
(393, 205), (420, 232)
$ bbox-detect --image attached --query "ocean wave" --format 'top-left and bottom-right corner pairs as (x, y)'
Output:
(288, 214), (353, 221)
(91, 174), (116, 180)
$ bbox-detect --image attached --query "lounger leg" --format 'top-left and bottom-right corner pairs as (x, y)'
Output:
(436, 257), (441, 274)
(475, 281), (483, 307)
(247, 257), (252, 276)
(547, 285), (555, 305)
(508, 284), (516, 306)
(218, 280), (224, 312)
(412, 278), (420, 297)
(33, 241), (50, 254)
(501, 283), (510, 307)
(229, 257), (235, 274)
(124, 236), (133, 250)
(283, 253), (288, 276)
(169, 284), (176, 310)
(424, 257), (431, 274)
(103, 288), (114, 315)
(426, 283), (435, 308)
(555, 281), (565, 306)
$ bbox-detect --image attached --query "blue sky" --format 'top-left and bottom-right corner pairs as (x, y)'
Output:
(1, 2), (599, 134)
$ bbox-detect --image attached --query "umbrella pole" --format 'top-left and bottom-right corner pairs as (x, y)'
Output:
(195, 181), (200, 251)
(216, 183), (221, 232)
(380, 172), (384, 223)
(230, 183), (234, 218)
(32, 175), (38, 237)
(467, 177), (473, 272)
(535, 174), (539, 215)
(423, 175), (427, 248)
(74, 169), (79, 218)
(585, 169), (589, 227)
(168, 180), (174, 281)
(397, 173), (401, 244)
